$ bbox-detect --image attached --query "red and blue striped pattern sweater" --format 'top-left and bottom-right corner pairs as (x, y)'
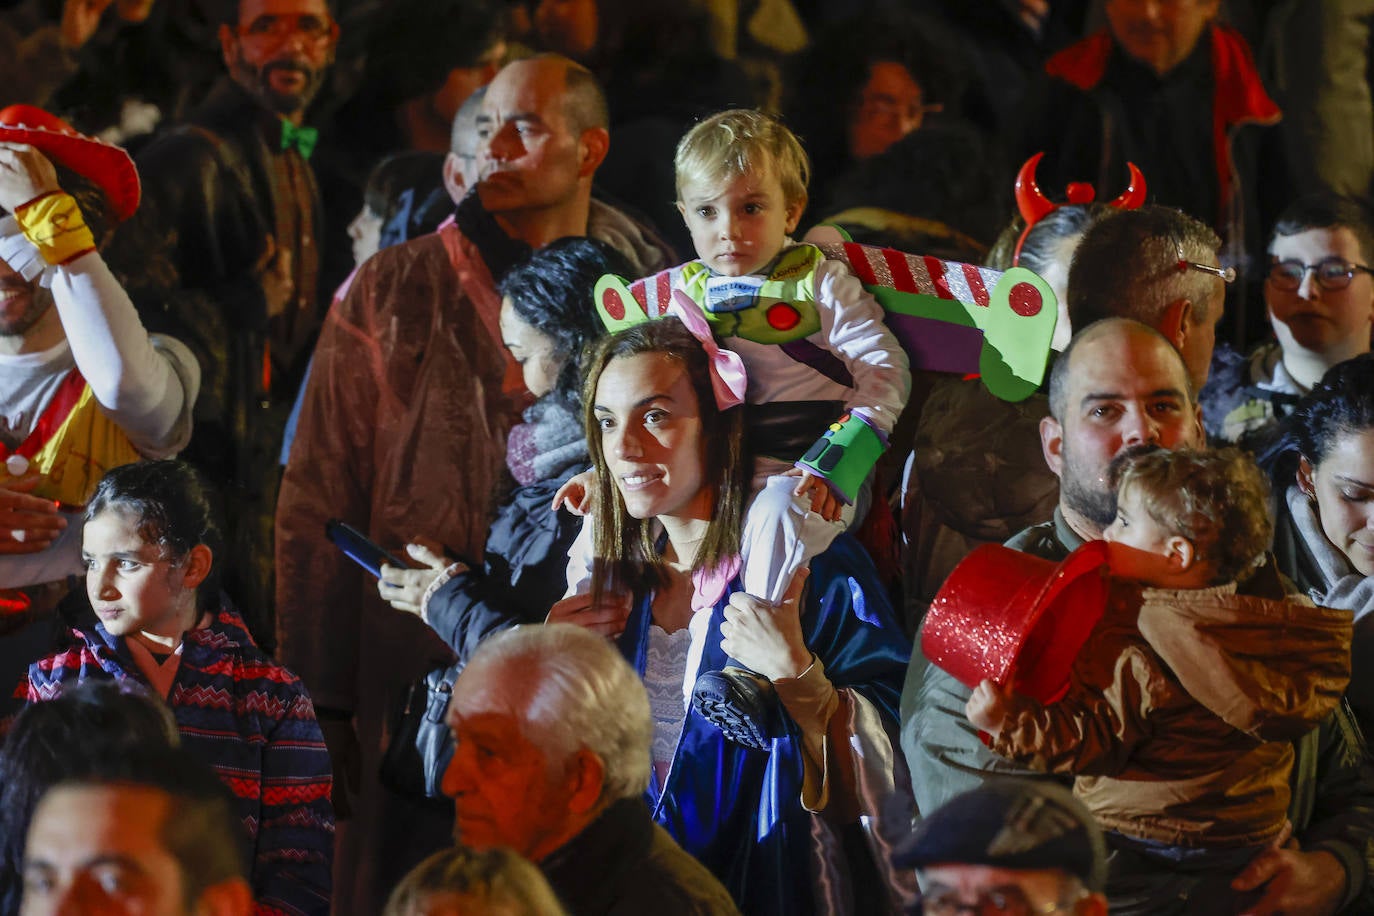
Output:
(27, 606), (334, 915)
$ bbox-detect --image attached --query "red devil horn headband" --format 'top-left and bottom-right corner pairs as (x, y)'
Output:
(1012, 153), (1146, 265)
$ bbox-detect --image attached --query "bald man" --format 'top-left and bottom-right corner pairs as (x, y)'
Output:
(275, 54), (670, 913)
(903, 318), (1374, 915)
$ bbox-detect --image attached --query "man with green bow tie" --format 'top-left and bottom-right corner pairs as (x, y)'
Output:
(100, 0), (341, 653)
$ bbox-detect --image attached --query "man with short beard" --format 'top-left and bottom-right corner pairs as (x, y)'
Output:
(102, 0), (339, 647)
(904, 319), (1374, 914)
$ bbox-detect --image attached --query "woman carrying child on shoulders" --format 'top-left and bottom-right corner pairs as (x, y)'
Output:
(554, 317), (914, 915)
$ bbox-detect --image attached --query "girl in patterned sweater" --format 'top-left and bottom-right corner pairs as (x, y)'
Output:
(27, 460), (334, 915)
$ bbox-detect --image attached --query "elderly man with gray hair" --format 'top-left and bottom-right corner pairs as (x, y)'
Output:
(442, 624), (740, 915)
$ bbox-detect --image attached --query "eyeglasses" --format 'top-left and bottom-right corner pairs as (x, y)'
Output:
(1175, 241), (1236, 284)
(238, 14), (333, 44)
(1267, 257), (1374, 291)
(922, 889), (1085, 916)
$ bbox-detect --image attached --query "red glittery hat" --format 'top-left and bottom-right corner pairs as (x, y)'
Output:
(0, 104), (140, 221)
(922, 541), (1110, 704)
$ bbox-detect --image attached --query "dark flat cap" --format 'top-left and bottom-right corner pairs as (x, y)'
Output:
(893, 779), (1106, 892)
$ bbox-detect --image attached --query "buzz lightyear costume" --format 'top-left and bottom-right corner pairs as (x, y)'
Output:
(576, 229), (1064, 609)
(577, 233), (1058, 751)
(572, 241), (911, 609)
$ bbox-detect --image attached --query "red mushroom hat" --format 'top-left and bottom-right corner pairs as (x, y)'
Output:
(922, 541), (1110, 704)
(0, 104), (140, 221)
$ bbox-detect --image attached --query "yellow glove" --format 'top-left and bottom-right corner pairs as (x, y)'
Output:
(14, 191), (95, 265)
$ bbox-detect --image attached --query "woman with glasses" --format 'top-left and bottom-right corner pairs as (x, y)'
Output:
(1202, 193), (1374, 450)
(782, 11), (961, 213)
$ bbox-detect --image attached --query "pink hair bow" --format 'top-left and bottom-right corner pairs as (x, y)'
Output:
(668, 290), (748, 411)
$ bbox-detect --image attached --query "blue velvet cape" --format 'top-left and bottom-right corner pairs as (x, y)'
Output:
(617, 534), (912, 914)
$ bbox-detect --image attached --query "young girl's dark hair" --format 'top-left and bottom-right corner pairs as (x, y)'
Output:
(581, 318), (747, 601)
(1291, 353), (1374, 467)
(499, 236), (632, 410)
(1263, 353), (1374, 484)
(85, 460), (223, 611)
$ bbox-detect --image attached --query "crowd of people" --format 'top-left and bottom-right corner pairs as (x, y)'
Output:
(1, 0), (1374, 913)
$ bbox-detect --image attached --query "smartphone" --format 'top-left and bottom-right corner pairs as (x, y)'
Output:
(325, 519), (407, 579)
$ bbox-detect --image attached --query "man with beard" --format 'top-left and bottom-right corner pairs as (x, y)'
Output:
(0, 109), (198, 716)
(903, 319), (1374, 914)
(101, 0), (339, 648)
(901, 320), (1206, 790)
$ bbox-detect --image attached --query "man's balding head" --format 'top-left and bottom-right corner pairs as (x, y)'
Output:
(474, 54), (610, 246)
(1067, 206), (1225, 390)
(443, 87), (487, 203)
(559, 58), (609, 135)
(1042, 318), (1204, 538)
(485, 54), (607, 131)
(1048, 318), (1195, 421)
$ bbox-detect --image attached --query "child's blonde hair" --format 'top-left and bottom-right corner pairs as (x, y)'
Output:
(1116, 447), (1273, 585)
(674, 109), (810, 208)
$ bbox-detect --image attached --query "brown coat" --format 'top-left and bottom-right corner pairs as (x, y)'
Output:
(274, 223), (515, 911)
(992, 581), (1352, 846)
(273, 202), (671, 913)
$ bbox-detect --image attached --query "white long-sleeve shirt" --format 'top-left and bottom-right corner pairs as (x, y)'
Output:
(722, 248), (910, 435)
(0, 247), (199, 587)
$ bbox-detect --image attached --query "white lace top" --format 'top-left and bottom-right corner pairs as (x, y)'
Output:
(644, 624), (693, 787)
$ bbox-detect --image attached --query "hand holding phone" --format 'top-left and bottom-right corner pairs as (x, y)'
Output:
(325, 519), (406, 579)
